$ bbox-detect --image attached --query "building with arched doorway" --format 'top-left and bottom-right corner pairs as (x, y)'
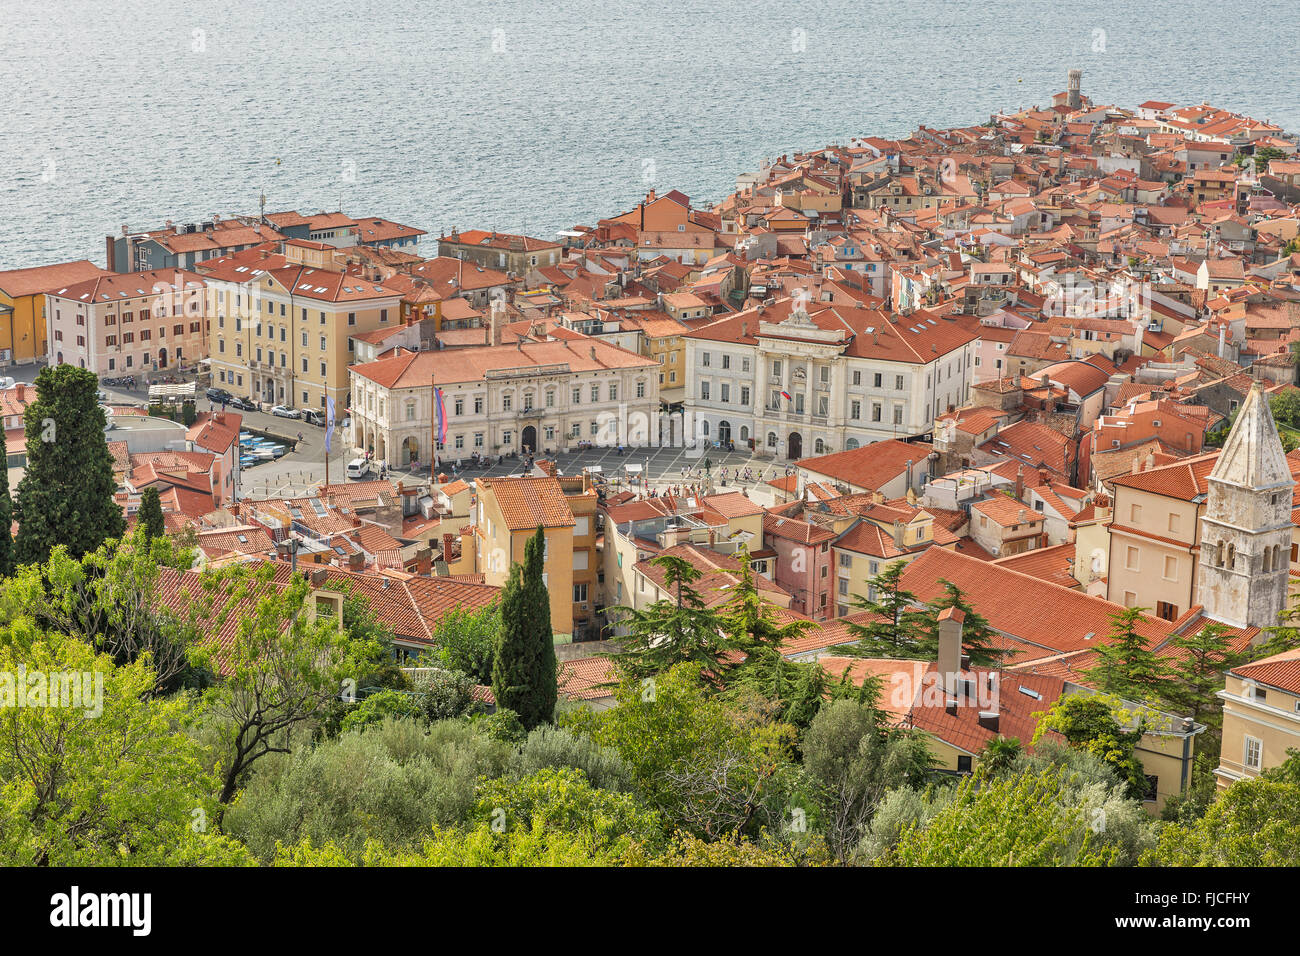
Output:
(44, 269), (211, 377)
(348, 337), (659, 469)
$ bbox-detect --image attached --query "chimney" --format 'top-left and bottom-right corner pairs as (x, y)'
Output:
(347, 551), (365, 570)
(936, 606), (964, 695)
(1015, 464), (1024, 499)
(310, 568), (328, 587)
(415, 546), (432, 575)
(442, 533), (455, 560)
(1131, 455), (1141, 475)
(1145, 451), (1155, 471)
(1218, 322), (1226, 358)
(892, 519), (905, 547)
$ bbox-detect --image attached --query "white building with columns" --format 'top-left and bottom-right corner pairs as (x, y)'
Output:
(348, 336), (659, 467)
(684, 297), (980, 458)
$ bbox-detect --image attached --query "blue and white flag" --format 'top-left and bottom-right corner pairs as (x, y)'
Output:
(325, 396), (336, 454)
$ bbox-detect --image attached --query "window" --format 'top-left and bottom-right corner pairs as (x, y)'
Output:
(1244, 736), (1262, 771)
(895, 375), (904, 390)
(872, 403), (882, 422)
(474, 433), (484, 448)
(852, 370), (861, 386)
(348, 312), (356, 326)
(474, 397), (483, 414)
(956, 756), (972, 774)
(454, 435), (464, 450)
(608, 384), (617, 401)
(573, 387), (582, 404)
(740, 386), (749, 405)
(873, 373), (882, 387)
(545, 390), (555, 408)
(700, 382), (710, 401)
(702, 352), (711, 367)
(893, 406), (903, 425)
(636, 381), (646, 398)
(722, 354), (730, 370)
(503, 394), (512, 412)
(742, 358), (750, 372)
(721, 384), (730, 403)
(573, 583), (588, 603)
(772, 360), (782, 379)
(839, 552), (852, 568)
(838, 578), (849, 596)
(591, 384), (600, 402)
(454, 398), (464, 416)
(1155, 600), (1178, 621)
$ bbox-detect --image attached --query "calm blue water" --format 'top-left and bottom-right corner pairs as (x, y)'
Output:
(1, 0), (1296, 270)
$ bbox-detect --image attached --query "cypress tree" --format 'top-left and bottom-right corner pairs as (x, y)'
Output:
(492, 526), (557, 730)
(138, 486), (165, 540)
(0, 424), (12, 577)
(13, 364), (125, 563)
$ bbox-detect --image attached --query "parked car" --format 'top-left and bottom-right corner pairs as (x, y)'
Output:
(271, 405), (301, 419)
(346, 458), (370, 480)
(229, 396), (258, 412)
(303, 410), (327, 426)
(206, 387), (234, 404)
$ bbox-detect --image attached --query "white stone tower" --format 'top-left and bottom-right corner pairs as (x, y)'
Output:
(1196, 384), (1295, 631)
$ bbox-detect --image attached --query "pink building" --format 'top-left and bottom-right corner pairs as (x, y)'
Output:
(763, 512), (836, 621)
(45, 269), (210, 376)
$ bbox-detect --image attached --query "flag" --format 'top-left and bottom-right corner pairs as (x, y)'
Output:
(324, 396), (335, 454)
(780, 389), (792, 402)
(434, 387), (447, 444)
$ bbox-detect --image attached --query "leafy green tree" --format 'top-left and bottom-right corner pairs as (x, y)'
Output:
(13, 364), (125, 563)
(508, 725), (633, 793)
(1143, 776), (1300, 866)
(432, 600), (501, 683)
(191, 563), (390, 806)
(728, 652), (835, 731)
(571, 663), (797, 840)
(476, 766), (666, 857)
(181, 400), (197, 427)
(605, 553), (730, 682)
(843, 560), (925, 658)
(492, 527), (557, 730)
(0, 629), (244, 865)
(1034, 694), (1149, 799)
(802, 695), (932, 861)
(912, 579), (1012, 667)
(1, 527), (200, 695)
(224, 718), (511, 862)
(0, 425), (12, 578)
(883, 767), (1120, 866)
(138, 487), (166, 540)
(1085, 606), (1171, 701)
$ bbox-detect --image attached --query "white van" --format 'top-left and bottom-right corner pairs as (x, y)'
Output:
(346, 458), (370, 480)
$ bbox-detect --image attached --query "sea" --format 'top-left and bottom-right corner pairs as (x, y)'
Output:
(1, 0), (1296, 270)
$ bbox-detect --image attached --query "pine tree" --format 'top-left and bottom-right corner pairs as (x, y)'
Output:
(605, 553), (729, 681)
(1160, 622), (1251, 730)
(138, 487), (165, 541)
(912, 579), (1013, 667)
(492, 526), (557, 730)
(1085, 606), (1172, 701)
(714, 544), (813, 658)
(0, 424), (12, 577)
(842, 560), (926, 658)
(13, 364), (125, 563)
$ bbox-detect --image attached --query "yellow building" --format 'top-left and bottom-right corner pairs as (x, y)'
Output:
(199, 246), (403, 411)
(1216, 649), (1300, 789)
(475, 476), (577, 642)
(0, 260), (109, 364)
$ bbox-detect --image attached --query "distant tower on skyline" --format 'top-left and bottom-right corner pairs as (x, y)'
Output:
(1067, 69), (1083, 110)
